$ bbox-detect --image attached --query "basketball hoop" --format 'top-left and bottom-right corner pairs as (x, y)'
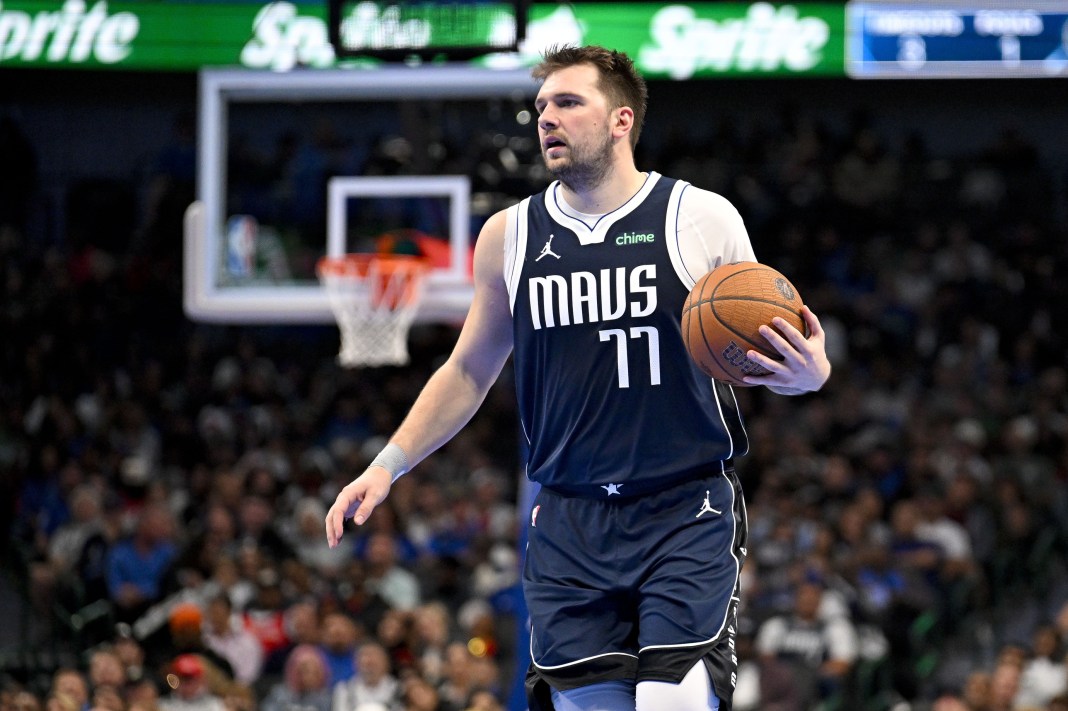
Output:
(317, 254), (429, 367)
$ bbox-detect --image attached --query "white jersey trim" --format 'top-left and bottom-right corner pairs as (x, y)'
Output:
(530, 626), (639, 669)
(665, 180), (694, 289)
(544, 172), (662, 245)
(505, 198), (530, 314)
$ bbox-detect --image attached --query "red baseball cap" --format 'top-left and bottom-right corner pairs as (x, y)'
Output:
(172, 654), (204, 679)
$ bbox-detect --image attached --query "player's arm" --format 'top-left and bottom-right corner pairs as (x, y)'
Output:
(675, 187), (756, 275)
(325, 211), (514, 546)
(678, 187), (830, 395)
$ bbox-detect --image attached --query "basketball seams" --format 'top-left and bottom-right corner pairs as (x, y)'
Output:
(681, 261), (804, 385)
(694, 296), (746, 386)
(710, 301), (803, 356)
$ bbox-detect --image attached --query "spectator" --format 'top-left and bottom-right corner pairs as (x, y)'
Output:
(412, 603), (453, 685)
(264, 601), (322, 678)
(930, 693), (971, 711)
(114, 629), (149, 685)
(89, 685), (124, 711)
(164, 603), (236, 681)
(754, 577), (859, 707)
(989, 662), (1022, 711)
(173, 504), (239, 587)
(49, 670), (89, 711)
(1015, 625), (1067, 709)
(242, 569), (290, 659)
(261, 645), (332, 711)
(46, 484), (105, 578)
(87, 648), (127, 691)
(319, 613), (360, 686)
(376, 610), (417, 677)
(331, 642), (400, 711)
(203, 594), (264, 686)
(462, 690), (502, 711)
(362, 533), (420, 612)
(44, 694), (79, 711)
(399, 676), (441, 711)
(285, 497), (351, 578)
(105, 504), (178, 621)
(236, 496), (295, 564)
(8, 691), (43, 711)
(159, 656), (225, 711)
(435, 643), (480, 711)
(125, 679), (161, 711)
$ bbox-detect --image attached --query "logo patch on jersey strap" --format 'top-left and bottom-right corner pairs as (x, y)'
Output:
(614, 231), (655, 245)
(696, 490), (722, 518)
(601, 483), (623, 496)
(531, 505), (540, 527)
(774, 277), (795, 300)
(536, 234), (561, 261)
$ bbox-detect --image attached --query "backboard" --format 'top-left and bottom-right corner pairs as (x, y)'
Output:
(184, 65), (539, 325)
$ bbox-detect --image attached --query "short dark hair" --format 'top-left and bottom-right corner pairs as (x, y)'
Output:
(532, 45), (648, 149)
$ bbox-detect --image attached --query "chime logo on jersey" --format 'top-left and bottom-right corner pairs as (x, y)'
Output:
(528, 264), (657, 330)
(615, 231), (655, 245)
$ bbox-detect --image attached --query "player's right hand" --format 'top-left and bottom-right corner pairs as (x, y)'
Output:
(325, 466), (392, 547)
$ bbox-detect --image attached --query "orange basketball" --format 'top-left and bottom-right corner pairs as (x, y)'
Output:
(681, 262), (806, 386)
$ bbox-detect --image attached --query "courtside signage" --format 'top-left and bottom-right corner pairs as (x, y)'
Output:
(0, 1), (845, 76)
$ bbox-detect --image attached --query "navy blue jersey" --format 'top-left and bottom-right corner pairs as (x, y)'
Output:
(507, 172), (748, 496)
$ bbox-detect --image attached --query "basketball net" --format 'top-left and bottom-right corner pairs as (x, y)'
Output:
(317, 254), (429, 367)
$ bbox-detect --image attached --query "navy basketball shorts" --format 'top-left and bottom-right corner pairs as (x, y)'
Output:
(524, 464), (748, 708)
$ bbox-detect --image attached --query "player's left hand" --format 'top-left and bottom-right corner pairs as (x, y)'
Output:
(742, 305), (831, 394)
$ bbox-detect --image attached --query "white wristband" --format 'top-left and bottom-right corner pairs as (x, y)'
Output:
(371, 443), (409, 484)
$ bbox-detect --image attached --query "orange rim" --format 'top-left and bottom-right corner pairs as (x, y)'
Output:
(316, 253), (429, 278)
(317, 254), (429, 309)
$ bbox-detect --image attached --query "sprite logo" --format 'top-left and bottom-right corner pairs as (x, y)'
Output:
(639, 3), (831, 79)
(240, 2), (440, 71)
(240, 2), (335, 71)
(0, 0), (139, 64)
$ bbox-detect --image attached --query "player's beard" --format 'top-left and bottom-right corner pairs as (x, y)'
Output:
(543, 130), (614, 193)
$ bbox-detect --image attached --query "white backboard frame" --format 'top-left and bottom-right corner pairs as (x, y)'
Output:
(184, 65), (536, 324)
(326, 175), (470, 280)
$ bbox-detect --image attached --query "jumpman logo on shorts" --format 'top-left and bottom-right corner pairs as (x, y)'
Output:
(696, 490), (722, 518)
(536, 234), (561, 261)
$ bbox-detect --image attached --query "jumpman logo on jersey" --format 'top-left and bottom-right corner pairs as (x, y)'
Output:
(536, 233), (561, 261)
(602, 483), (623, 496)
(696, 490), (722, 518)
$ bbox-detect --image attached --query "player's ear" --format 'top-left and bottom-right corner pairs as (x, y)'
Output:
(612, 106), (634, 140)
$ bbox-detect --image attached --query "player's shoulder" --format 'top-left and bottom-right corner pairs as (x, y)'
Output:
(477, 200), (528, 256)
(674, 182), (744, 220)
(483, 207), (510, 233)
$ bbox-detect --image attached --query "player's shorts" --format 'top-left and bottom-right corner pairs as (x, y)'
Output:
(524, 462), (748, 711)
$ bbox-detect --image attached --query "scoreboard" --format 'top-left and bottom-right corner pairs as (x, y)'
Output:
(846, 2), (1068, 78)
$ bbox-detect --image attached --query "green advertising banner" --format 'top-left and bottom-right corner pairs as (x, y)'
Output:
(0, 1), (845, 78)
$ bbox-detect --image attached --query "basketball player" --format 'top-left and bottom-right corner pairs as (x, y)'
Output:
(326, 45), (831, 711)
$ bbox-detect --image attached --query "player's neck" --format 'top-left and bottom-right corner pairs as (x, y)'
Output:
(557, 165), (647, 216)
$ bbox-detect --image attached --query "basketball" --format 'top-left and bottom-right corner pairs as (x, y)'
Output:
(682, 261), (807, 386)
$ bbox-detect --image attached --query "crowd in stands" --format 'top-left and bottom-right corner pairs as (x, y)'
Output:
(2, 81), (1068, 711)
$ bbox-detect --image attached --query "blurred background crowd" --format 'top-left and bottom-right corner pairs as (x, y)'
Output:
(2, 70), (1068, 711)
